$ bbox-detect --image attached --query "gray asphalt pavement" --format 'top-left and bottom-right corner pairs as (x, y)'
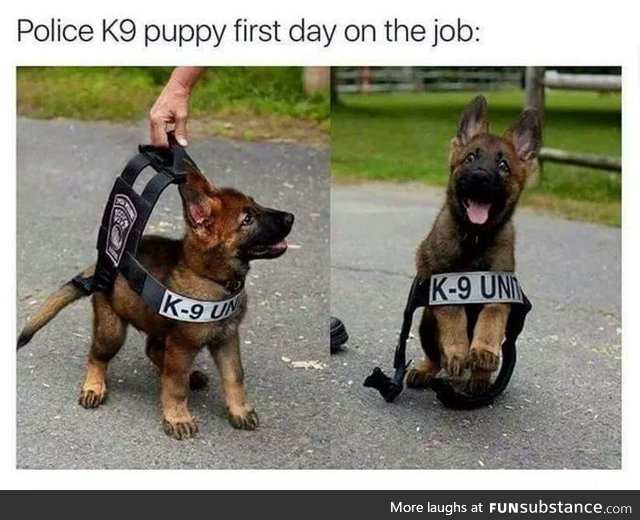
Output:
(330, 183), (621, 469)
(16, 118), (330, 469)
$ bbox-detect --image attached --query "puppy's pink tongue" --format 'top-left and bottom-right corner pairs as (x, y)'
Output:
(466, 200), (491, 224)
(273, 239), (288, 252)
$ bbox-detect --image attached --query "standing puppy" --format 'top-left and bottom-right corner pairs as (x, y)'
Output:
(18, 167), (294, 439)
(406, 95), (540, 394)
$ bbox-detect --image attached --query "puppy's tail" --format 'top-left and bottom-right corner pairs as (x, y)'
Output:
(17, 272), (92, 350)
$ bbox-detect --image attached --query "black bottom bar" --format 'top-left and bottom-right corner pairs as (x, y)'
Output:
(0, 490), (637, 518)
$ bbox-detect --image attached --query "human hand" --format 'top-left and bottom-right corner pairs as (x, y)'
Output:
(149, 67), (205, 148)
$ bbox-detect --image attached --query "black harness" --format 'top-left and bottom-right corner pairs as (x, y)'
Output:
(364, 275), (531, 409)
(72, 133), (244, 323)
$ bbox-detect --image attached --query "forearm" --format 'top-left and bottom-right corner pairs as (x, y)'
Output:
(169, 67), (207, 93)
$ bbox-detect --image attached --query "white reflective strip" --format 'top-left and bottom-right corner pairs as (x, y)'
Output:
(158, 289), (244, 322)
(428, 272), (524, 306)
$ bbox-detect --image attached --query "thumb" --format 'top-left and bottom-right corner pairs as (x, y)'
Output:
(174, 111), (189, 147)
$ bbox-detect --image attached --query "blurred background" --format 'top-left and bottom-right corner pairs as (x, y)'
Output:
(17, 66), (330, 145)
(331, 66), (621, 226)
(16, 66), (621, 225)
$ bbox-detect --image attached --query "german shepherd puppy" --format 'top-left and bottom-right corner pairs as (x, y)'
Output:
(18, 166), (294, 440)
(406, 95), (540, 395)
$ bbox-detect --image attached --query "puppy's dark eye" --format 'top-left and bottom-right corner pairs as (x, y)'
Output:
(241, 214), (254, 227)
(464, 152), (476, 164)
(498, 159), (510, 173)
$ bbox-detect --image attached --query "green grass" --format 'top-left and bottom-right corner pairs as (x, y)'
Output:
(332, 90), (621, 226)
(17, 67), (329, 122)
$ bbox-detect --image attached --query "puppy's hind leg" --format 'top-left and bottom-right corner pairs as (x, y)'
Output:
(79, 293), (127, 409)
(160, 334), (199, 440)
(406, 307), (441, 388)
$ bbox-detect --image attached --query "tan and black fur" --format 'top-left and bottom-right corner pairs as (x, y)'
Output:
(406, 95), (540, 395)
(18, 167), (293, 440)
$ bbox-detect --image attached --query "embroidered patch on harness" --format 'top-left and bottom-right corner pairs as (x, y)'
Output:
(106, 194), (138, 267)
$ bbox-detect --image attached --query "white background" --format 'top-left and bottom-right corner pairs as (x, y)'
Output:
(1, 0), (635, 490)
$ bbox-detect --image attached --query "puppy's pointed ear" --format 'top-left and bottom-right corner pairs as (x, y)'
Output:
(179, 167), (220, 229)
(505, 110), (541, 161)
(184, 164), (217, 195)
(456, 95), (489, 145)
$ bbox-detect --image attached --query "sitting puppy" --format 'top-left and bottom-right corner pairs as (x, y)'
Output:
(406, 95), (540, 395)
(18, 167), (293, 439)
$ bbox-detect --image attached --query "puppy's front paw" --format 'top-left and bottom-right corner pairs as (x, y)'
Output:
(228, 408), (260, 431)
(78, 386), (107, 409)
(468, 348), (500, 372)
(443, 353), (467, 378)
(162, 416), (198, 440)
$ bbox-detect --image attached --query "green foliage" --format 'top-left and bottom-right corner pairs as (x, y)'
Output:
(332, 90), (621, 225)
(17, 67), (329, 122)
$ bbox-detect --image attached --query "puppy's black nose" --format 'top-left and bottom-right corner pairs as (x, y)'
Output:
(283, 212), (294, 228)
(471, 167), (491, 177)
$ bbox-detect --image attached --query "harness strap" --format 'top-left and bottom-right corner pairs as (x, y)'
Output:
(364, 275), (531, 408)
(89, 149), (181, 294)
(121, 254), (245, 322)
(71, 132), (245, 323)
(120, 153), (152, 184)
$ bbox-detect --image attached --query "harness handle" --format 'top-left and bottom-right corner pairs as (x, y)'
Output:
(167, 132), (187, 173)
(137, 131), (189, 184)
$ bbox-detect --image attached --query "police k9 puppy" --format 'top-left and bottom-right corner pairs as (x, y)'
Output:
(18, 167), (294, 439)
(406, 95), (540, 395)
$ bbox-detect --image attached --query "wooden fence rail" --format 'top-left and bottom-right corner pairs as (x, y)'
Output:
(335, 67), (523, 93)
(539, 148), (621, 172)
(525, 67), (621, 175)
